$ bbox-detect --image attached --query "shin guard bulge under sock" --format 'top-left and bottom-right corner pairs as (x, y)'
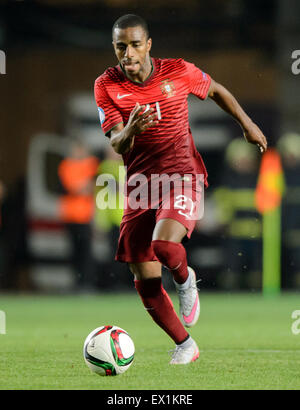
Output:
(134, 277), (189, 344)
(152, 239), (189, 284)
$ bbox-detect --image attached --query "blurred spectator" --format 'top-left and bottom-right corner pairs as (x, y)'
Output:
(213, 138), (262, 289)
(58, 140), (99, 291)
(277, 132), (300, 288)
(94, 145), (129, 289)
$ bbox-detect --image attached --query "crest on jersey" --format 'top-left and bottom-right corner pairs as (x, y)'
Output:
(160, 79), (176, 98)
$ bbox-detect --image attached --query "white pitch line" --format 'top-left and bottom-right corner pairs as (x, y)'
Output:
(198, 349), (300, 354)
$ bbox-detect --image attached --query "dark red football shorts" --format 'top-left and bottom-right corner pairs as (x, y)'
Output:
(115, 176), (203, 263)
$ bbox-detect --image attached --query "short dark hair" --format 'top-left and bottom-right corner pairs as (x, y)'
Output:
(112, 14), (149, 39)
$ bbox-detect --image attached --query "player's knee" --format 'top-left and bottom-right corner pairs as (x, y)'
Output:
(152, 239), (171, 262)
(152, 218), (187, 242)
(152, 239), (182, 270)
(128, 261), (161, 281)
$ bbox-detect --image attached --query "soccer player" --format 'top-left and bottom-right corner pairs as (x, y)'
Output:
(94, 14), (267, 364)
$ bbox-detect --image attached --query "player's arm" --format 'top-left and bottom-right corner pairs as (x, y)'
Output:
(208, 79), (268, 153)
(110, 103), (158, 154)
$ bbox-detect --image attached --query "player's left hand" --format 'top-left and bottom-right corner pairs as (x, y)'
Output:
(243, 121), (268, 153)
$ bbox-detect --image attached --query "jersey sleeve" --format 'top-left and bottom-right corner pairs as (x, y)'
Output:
(184, 61), (211, 100)
(94, 77), (123, 136)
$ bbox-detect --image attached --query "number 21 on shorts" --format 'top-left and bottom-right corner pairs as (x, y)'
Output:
(174, 195), (195, 220)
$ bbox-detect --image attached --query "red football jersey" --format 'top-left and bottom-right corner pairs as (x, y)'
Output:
(94, 57), (211, 188)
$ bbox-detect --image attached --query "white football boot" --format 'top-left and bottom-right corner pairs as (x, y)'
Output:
(169, 337), (199, 365)
(174, 266), (200, 328)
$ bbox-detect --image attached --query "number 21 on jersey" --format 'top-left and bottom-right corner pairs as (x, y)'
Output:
(143, 102), (162, 120)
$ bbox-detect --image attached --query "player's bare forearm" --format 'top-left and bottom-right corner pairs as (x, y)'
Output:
(110, 124), (135, 155)
(208, 79), (267, 152)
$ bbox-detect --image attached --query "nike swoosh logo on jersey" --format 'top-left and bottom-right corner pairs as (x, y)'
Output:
(117, 93), (133, 99)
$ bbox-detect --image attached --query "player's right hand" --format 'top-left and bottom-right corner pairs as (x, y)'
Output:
(127, 102), (159, 136)
(243, 121), (268, 153)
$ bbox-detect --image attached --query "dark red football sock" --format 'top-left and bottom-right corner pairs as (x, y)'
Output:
(134, 278), (189, 344)
(152, 239), (189, 284)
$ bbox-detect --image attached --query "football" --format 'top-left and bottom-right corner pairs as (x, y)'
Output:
(83, 325), (135, 376)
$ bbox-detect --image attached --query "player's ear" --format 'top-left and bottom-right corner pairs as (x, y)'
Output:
(146, 37), (152, 53)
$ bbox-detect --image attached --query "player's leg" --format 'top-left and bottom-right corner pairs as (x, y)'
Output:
(152, 218), (200, 329)
(152, 218), (189, 284)
(129, 261), (190, 345)
(129, 261), (199, 364)
(116, 210), (199, 363)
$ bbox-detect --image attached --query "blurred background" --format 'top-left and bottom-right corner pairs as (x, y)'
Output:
(0, 0), (299, 294)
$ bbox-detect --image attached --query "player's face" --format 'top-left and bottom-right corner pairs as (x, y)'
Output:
(112, 26), (152, 79)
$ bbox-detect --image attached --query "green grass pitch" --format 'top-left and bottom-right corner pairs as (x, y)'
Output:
(0, 291), (299, 390)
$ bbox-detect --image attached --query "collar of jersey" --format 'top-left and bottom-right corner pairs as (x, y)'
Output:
(118, 57), (156, 87)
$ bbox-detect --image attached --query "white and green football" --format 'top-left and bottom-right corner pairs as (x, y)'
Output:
(83, 325), (135, 376)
